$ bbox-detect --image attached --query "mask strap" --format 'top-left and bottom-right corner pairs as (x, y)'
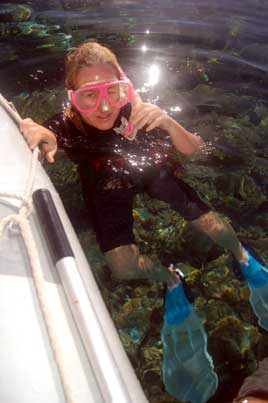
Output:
(118, 67), (127, 80)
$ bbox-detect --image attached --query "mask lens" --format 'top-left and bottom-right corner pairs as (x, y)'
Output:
(72, 80), (132, 112)
(107, 82), (130, 106)
(75, 87), (100, 110)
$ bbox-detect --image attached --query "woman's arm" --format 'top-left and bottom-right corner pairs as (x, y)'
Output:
(20, 118), (57, 163)
(129, 101), (204, 155)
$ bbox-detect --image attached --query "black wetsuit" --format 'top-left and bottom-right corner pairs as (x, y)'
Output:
(45, 104), (210, 252)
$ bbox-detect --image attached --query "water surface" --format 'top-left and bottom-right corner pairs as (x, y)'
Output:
(1, 1), (268, 402)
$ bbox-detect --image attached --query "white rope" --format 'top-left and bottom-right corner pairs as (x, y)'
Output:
(0, 147), (76, 403)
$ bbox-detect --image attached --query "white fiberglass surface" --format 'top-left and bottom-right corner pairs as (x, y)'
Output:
(0, 103), (147, 403)
(0, 106), (104, 403)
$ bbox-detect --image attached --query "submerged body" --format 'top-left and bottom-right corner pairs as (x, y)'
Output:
(44, 105), (210, 254)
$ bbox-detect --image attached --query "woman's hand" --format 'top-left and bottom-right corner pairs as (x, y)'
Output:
(20, 118), (57, 163)
(129, 101), (172, 132)
(129, 100), (203, 155)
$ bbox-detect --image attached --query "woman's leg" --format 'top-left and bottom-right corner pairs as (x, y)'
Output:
(105, 243), (177, 284)
(190, 211), (248, 264)
(93, 186), (177, 285)
(145, 168), (248, 264)
(105, 243), (179, 285)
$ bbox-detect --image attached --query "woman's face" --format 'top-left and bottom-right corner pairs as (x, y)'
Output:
(74, 64), (121, 130)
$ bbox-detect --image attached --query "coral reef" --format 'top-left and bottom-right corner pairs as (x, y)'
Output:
(0, 3), (72, 66)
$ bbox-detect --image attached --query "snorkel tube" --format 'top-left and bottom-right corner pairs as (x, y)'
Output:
(118, 67), (140, 140)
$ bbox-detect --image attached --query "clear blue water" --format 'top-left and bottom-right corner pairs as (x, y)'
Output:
(1, 1), (268, 402)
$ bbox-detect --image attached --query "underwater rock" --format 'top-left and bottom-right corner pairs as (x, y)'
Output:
(216, 173), (246, 196)
(240, 43), (268, 65)
(140, 346), (163, 396)
(209, 316), (260, 371)
(12, 90), (66, 123)
(254, 102), (268, 121)
(113, 297), (152, 344)
(118, 329), (141, 366)
(191, 84), (254, 116)
(256, 333), (268, 361)
(247, 101), (268, 125)
(0, 4), (72, 60)
(0, 42), (16, 64)
(215, 174), (265, 208)
(183, 161), (219, 180)
(203, 300), (234, 325)
(133, 195), (188, 260)
(0, 4), (32, 22)
(143, 369), (163, 396)
(210, 132), (255, 169)
(133, 208), (154, 229)
(0, 22), (47, 38)
(61, 0), (101, 9)
(8, 27), (72, 53)
(140, 346), (162, 369)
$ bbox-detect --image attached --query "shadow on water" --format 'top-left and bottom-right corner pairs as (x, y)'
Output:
(2, 1), (268, 402)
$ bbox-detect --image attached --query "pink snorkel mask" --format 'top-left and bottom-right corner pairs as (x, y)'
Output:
(68, 69), (137, 139)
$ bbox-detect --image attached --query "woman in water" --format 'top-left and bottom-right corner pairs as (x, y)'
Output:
(20, 40), (263, 284)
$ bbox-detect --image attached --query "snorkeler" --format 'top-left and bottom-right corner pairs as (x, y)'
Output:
(20, 40), (268, 293)
(20, 40), (268, 401)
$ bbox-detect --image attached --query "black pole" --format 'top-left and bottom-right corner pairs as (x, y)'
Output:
(32, 188), (74, 264)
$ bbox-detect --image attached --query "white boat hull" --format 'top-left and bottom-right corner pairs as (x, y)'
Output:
(0, 96), (148, 403)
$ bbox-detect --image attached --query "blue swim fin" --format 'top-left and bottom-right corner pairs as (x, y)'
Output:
(240, 250), (268, 330)
(161, 270), (218, 403)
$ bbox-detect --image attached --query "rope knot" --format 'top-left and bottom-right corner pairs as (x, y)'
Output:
(19, 197), (33, 218)
(0, 213), (27, 237)
(0, 196), (33, 238)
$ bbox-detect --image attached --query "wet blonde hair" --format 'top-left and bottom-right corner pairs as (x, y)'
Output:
(65, 40), (122, 90)
(64, 40), (122, 129)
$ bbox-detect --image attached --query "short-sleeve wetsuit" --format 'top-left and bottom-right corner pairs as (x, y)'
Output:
(45, 103), (210, 253)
